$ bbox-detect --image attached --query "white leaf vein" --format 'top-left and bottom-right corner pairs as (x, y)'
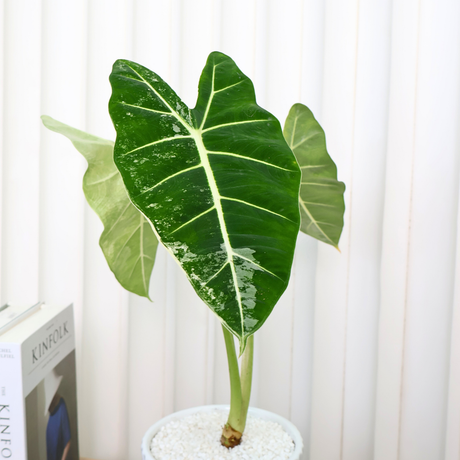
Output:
(232, 253), (282, 281)
(169, 206), (215, 235)
(292, 133), (316, 150)
(123, 135), (192, 156)
(214, 80), (244, 93)
(113, 223), (142, 264)
(123, 65), (192, 131)
(301, 181), (336, 187)
(300, 200), (335, 246)
(221, 196), (294, 223)
(135, 164), (202, 197)
(300, 164), (327, 169)
(207, 151), (296, 172)
(104, 202), (131, 237)
(202, 119), (267, 133)
(87, 170), (118, 186)
(118, 101), (171, 115)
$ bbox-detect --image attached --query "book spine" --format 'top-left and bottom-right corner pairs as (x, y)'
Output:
(0, 343), (25, 460)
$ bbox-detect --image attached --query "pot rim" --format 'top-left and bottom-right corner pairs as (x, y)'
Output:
(141, 404), (303, 460)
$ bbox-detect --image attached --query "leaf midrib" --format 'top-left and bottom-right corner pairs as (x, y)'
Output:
(191, 130), (243, 334)
(190, 63), (245, 336)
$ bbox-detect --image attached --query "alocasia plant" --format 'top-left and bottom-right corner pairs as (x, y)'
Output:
(42, 51), (344, 448)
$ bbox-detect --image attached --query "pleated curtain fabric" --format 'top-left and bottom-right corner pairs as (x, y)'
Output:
(1, 1), (460, 459)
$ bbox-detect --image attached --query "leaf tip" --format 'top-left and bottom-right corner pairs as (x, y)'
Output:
(41, 114), (52, 127)
(130, 285), (153, 302)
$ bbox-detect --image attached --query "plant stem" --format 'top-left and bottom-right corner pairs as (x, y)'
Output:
(222, 325), (243, 432)
(240, 334), (254, 427)
(221, 326), (255, 448)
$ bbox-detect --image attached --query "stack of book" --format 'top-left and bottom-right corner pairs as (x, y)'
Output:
(0, 302), (79, 460)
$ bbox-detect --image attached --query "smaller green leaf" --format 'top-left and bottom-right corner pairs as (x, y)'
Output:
(41, 115), (158, 299)
(284, 103), (345, 248)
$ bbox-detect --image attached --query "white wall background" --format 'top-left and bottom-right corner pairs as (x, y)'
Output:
(1, 1), (460, 459)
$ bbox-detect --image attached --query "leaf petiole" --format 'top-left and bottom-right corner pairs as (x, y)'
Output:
(221, 326), (254, 448)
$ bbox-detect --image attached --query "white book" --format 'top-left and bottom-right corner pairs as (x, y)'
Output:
(0, 303), (79, 460)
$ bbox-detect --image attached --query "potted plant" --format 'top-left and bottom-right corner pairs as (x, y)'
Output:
(42, 51), (345, 459)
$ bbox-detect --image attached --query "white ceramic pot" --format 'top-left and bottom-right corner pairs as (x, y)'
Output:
(141, 404), (303, 460)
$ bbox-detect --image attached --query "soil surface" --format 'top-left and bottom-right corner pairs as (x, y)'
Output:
(150, 409), (295, 459)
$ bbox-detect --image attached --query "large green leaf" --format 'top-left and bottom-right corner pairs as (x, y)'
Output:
(41, 116), (158, 299)
(109, 52), (301, 350)
(283, 103), (345, 248)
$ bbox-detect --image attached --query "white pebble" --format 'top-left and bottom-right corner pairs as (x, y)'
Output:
(150, 410), (295, 460)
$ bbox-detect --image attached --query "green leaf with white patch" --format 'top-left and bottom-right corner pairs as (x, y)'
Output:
(41, 115), (158, 299)
(283, 103), (345, 248)
(109, 52), (301, 351)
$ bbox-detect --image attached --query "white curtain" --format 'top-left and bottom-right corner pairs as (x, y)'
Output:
(1, 1), (460, 459)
